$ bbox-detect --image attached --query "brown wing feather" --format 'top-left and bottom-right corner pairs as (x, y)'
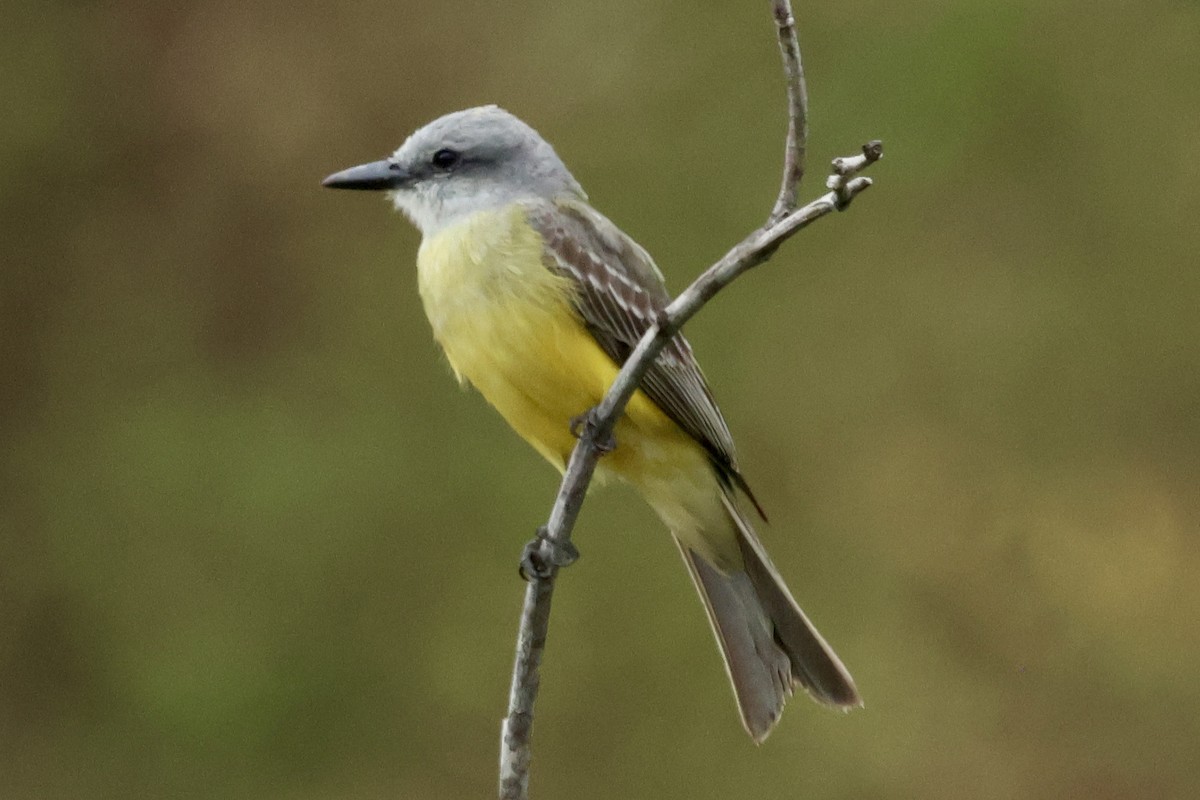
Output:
(526, 197), (765, 517)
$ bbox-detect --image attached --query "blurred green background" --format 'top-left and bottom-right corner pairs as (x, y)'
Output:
(3, 0), (1198, 797)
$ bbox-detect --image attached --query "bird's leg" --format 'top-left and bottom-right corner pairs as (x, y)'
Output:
(568, 408), (616, 454)
(519, 525), (581, 580)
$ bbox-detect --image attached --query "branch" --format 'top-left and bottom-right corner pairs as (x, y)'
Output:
(498, 4), (882, 798)
(770, 0), (809, 221)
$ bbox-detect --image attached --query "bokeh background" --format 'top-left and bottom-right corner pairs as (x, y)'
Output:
(3, 0), (1199, 797)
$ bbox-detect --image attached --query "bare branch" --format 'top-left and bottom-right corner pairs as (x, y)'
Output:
(499, 577), (553, 800)
(498, 3), (882, 797)
(497, 153), (880, 798)
(771, 0), (809, 221)
(828, 140), (884, 210)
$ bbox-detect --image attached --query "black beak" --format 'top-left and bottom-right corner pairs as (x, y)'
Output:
(322, 159), (407, 191)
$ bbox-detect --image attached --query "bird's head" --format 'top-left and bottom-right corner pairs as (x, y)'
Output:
(322, 105), (584, 235)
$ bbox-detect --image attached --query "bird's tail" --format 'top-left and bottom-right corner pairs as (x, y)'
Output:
(675, 493), (860, 742)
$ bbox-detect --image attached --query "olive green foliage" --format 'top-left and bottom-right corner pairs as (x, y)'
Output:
(2, 1), (1198, 798)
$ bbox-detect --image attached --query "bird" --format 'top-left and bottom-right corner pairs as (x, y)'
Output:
(322, 105), (859, 741)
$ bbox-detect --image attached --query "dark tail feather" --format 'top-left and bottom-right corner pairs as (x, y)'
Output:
(676, 499), (860, 742)
(678, 542), (792, 741)
(732, 516), (861, 709)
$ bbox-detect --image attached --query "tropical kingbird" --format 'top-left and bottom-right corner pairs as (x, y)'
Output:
(322, 106), (859, 741)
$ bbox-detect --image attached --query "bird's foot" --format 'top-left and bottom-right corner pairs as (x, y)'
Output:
(519, 526), (580, 581)
(568, 409), (616, 454)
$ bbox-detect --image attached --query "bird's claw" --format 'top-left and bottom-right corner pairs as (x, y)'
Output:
(519, 526), (580, 581)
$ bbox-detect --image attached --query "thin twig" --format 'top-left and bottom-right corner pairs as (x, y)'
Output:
(498, 577), (553, 800)
(829, 140), (884, 209)
(497, 2), (882, 797)
(771, 0), (809, 221)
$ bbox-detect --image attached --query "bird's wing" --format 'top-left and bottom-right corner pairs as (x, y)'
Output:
(526, 196), (747, 483)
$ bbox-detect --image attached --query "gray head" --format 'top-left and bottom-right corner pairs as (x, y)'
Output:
(322, 106), (585, 235)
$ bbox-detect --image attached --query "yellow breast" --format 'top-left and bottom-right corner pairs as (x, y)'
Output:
(415, 207), (685, 467)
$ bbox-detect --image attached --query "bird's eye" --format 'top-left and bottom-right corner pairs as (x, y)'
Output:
(431, 149), (459, 170)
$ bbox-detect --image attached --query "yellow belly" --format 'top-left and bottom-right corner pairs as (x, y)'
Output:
(415, 206), (730, 548)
